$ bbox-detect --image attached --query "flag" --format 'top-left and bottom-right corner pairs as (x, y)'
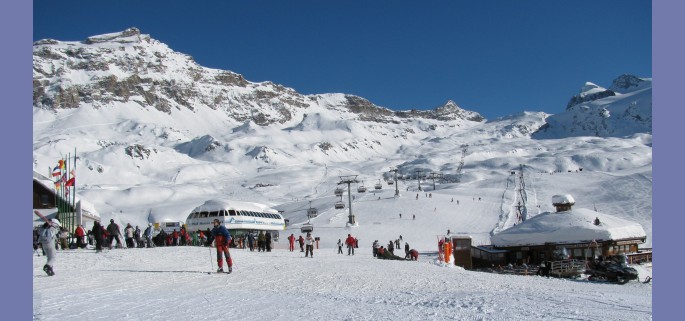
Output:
(54, 181), (61, 190)
(65, 177), (75, 187)
(51, 165), (61, 177)
(58, 159), (65, 170)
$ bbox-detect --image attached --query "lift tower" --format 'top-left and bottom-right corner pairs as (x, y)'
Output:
(415, 169), (423, 191)
(338, 175), (359, 225)
(389, 168), (400, 196)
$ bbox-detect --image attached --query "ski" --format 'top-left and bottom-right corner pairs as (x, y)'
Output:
(34, 210), (51, 224)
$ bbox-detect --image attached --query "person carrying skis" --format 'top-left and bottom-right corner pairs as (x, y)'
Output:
(38, 218), (61, 276)
(345, 234), (356, 255)
(210, 218), (233, 273)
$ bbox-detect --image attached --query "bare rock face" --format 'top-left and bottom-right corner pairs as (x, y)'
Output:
(33, 28), (486, 127)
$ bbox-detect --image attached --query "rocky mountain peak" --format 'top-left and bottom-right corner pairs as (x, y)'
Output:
(566, 82), (616, 110)
(85, 27), (145, 44)
(610, 74), (646, 93)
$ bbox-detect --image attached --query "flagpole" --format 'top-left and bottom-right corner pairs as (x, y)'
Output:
(72, 148), (77, 231)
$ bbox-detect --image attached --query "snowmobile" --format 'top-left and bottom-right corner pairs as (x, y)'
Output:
(584, 254), (639, 284)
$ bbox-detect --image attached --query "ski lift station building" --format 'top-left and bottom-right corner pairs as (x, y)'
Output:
(185, 199), (285, 238)
(471, 194), (649, 267)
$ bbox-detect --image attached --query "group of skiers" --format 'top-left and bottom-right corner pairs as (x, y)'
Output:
(287, 233), (316, 257)
(337, 234), (359, 255)
(371, 237), (419, 261)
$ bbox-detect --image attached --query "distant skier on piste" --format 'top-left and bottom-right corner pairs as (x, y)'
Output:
(210, 219), (233, 273)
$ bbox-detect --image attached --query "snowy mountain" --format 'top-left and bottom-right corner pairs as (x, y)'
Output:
(532, 75), (652, 138)
(33, 28), (652, 251)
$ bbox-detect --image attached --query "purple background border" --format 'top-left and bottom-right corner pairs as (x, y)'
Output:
(3, 0), (32, 319)
(4, 0), (678, 319)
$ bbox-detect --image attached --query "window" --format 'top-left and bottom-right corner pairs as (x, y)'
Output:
(573, 249), (582, 257)
(228, 210), (236, 216)
(40, 194), (50, 205)
(454, 240), (470, 249)
(209, 211), (218, 217)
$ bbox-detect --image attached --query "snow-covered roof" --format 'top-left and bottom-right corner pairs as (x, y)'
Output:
(490, 207), (646, 247)
(190, 199), (278, 214)
(552, 194), (575, 205)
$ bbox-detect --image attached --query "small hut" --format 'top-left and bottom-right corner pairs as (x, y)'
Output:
(486, 194), (647, 266)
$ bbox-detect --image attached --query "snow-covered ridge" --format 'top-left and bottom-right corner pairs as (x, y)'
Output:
(534, 74), (652, 138)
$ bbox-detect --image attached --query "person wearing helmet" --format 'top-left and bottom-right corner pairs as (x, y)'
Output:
(38, 219), (61, 276)
(210, 219), (233, 273)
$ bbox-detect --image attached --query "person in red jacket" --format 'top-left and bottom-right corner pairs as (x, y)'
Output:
(297, 235), (305, 252)
(345, 234), (356, 255)
(172, 229), (179, 246)
(287, 233), (295, 252)
(74, 224), (86, 249)
(409, 249), (419, 261)
(210, 219), (233, 273)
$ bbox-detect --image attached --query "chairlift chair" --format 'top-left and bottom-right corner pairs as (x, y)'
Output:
(357, 182), (367, 193)
(301, 222), (314, 233)
(374, 179), (382, 190)
(335, 201), (345, 209)
(334, 188), (344, 197)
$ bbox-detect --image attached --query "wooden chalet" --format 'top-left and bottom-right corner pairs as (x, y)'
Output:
(472, 194), (649, 268)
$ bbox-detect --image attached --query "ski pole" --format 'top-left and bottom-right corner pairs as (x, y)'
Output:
(208, 245), (213, 274)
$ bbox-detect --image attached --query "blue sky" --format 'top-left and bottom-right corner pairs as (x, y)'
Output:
(33, 0), (651, 119)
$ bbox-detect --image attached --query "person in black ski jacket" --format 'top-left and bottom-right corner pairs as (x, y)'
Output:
(92, 220), (104, 252)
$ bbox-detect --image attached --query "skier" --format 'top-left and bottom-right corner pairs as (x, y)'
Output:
(304, 232), (315, 258)
(38, 219), (61, 276)
(124, 223), (135, 248)
(92, 221), (104, 252)
(337, 239), (343, 254)
(345, 234), (356, 255)
(409, 249), (419, 261)
(74, 224), (86, 249)
(372, 240), (380, 257)
(143, 223), (154, 248)
(288, 233), (296, 252)
(265, 231), (272, 252)
(247, 232), (255, 251)
(404, 242), (410, 259)
(298, 235), (305, 252)
(210, 218), (233, 273)
(106, 219), (123, 249)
